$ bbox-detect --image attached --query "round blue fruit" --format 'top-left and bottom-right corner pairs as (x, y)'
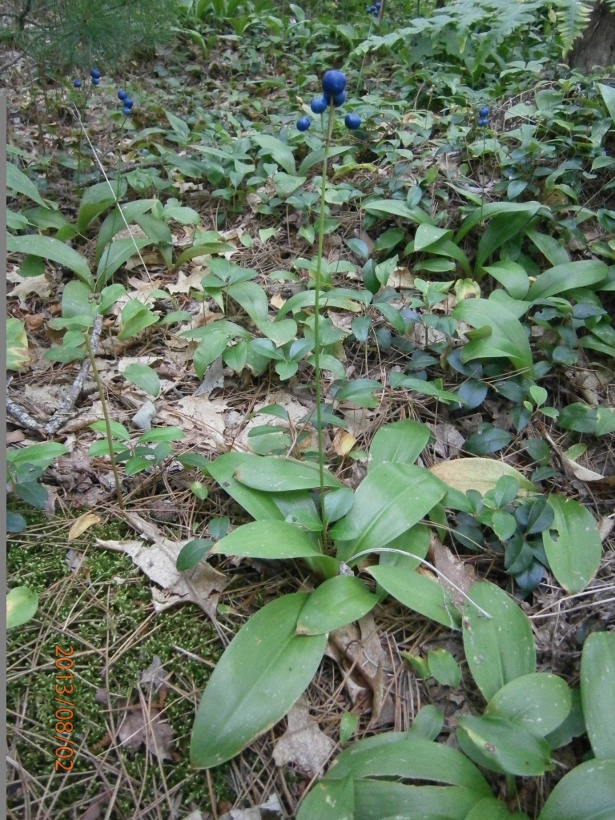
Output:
(122, 106), (132, 116)
(311, 97), (328, 114)
(92, 78), (100, 86)
(90, 68), (100, 79)
(118, 89), (127, 101)
(123, 97), (134, 109)
(345, 113), (361, 130)
(333, 91), (345, 106)
(322, 69), (346, 96)
(296, 116), (311, 132)
(73, 79), (82, 88)
(478, 117), (488, 127)
(479, 106), (489, 117)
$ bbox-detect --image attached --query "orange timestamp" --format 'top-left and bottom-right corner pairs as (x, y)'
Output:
(53, 646), (76, 771)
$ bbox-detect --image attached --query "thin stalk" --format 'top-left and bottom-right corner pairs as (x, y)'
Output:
(83, 332), (124, 510)
(313, 105), (336, 550)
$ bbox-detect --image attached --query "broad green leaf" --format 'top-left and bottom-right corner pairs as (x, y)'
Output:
(296, 576), (378, 636)
(457, 716), (553, 776)
(171, 242), (237, 271)
(323, 487), (355, 524)
(190, 593), (327, 767)
(526, 229), (570, 267)
(7, 162), (47, 207)
(581, 631), (615, 760)
(414, 224), (451, 251)
(298, 145), (351, 176)
(193, 331), (229, 379)
(389, 374), (466, 405)
(538, 759), (615, 820)
(378, 524), (431, 571)
(476, 210), (537, 271)
(408, 705), (445, 741)
(330, 463), (446, 559)
(369, 419), (431, 471)
(463, 581), (535, 701)
(7, 234), (93, 290)
(275, 290), (363, 319)
(6, 318), (29, 371)
(456, 202), (541, 242)
(165, 110), (190, 142)
(545, 688), (586, 750)
(353, 781), (483, 820)
(542, 495), (601, 593)
(138, 427), (183, 443)
(176, 539), (213, 571)
(208, 453), (287, 521)
(598, 83), (615, 127)
(95, 200), (155, 262)
(7, 442), (67, 469)
(15, 480), (47, 509)
(123, 363), (160, 397)
(465, 796), (530, 819)
(325, 735), (490, 795)
(259, 318), (297, 347)
(234, 456), (343, 492)
(90, 419), (131, 441)
(77, 179), (126, 234)
(252, 134), (296, 175)
(453, 298), (533, 374)
(526, 260), (608, 301)
(228, 281), (269, 323)
(96, 236), (152, 287)
(61, 280), (96, 319)
(6, 587), (38, 629)
(483, 260), (530, 300)
(272, 172), (306, 197)
(428, 648), (462, 686)
(210, 520), (321, 559)
(296, 776), (355, 820)
(485, 673), (571, 736)
(363, 198), (433, 224)
(369, 564), (460, 628)
(429, 458), (534, 496)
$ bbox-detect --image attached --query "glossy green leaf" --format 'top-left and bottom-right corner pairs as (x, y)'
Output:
(598, 83), (615, 126)
(483, 261), (530, 300)
(77, 179), (126, 233)
(96, 236), (152, 287)
(389, 373), (466, 405)
(330, 463), (446, 559)
(463, 581), (535, 701)
(171, 242), (237, 271)
(408, 705), (445, 740)
(123, 363), (160, 397)
(176, 539), (213, 571)
(6, 587), (38, 629)
(252, 134), (295, 174)
(190, 593), (327, 767)
(296, 776), (355, 820)
(323, 487), (355, 524)
(456, 202), (541, 242)
(353, 781), (483, 820)
(453, 298), (533, 374)
(95, 200), (155, 262)
(526, 260), (608, 301)
(275, 290), (363, 320)
(340, 712), (359, 746)
(428, 648), (462, 687)
(476, 210), (536, 271)
(538, 759), (615, 820)
(211, 520), (320, 559)
(378, 524), (431, 571)
(465, 797), (530, 820)
(296, 576), (378, 636)
(7, 442), (68, 470)
(485, 673), (571, 736)
(542, 495), (601, 593)
(298, 145), (351, 176)
(7, 234), (93, 290)
(208, 453), (287, 521)
(7, 162), (47, 207)
(581, 631), (615, 760)
(369, 564), (461, 628)
(228, 281), (269, 324)
(234, 456), (343, 492)
(363, 198), (433, 224)
(368, 419), (431, 471)
(457, 715), (553, 776)
(546, 688), (586, 749)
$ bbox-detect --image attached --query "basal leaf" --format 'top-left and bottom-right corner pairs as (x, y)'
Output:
(457, 716), (553, 776)
(234, 456), (343, 492)
(485, 673), (571, 737)
(429, 458), (534, 496)
(295, 576), (378, 636)
(453, 298), (533, 374)
(542, 495), (601, 593)
(6, 586), (39, 629)
(538, 759), (615, 820)
(7, 234), (93, 290)
(368, 419), (431, 471)
(210, 520), (321, 559)
(369, 564), (461, 628)
(581, 631), (615, 760)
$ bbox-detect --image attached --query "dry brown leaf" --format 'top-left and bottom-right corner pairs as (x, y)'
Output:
(386, 268), (414, 289)
(429, 534), (478, 612)
(7, 430), (25, 444)
(68, 512), (102, 542)
(158, 395), (228, 452)
(96, 512), (228, 618)
(429, 457), (533, 496)
(24, 313), (45, 331)
(7, 272), (51, 304)
(272, 699), (335, 778)
(332, 429), (357, 456)
(117, 703), (175, 761)
(428, 422), (465, 459)
(139, 655), (167, 692)
(166, 267), (206, 294)
(218, 796), (283, 820)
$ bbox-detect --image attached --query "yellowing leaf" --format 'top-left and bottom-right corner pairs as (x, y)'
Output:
(68, 513), (102, 542)
(429, 458), (534, 496)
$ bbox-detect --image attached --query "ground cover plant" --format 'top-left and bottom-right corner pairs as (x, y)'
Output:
(4, 0), (615, 817)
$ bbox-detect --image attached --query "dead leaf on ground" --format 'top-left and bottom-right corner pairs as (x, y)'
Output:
(386, 268), (414, 289)
(429, 457), (534, 496)
(76, 792), (110, 820)
(117, 703), (175, 761)
(96, 512), (228, 619)
(166, 267), (206, 294)
(272, 699), (335, 778)
(429, 534), (478, 612)
(65, 548), (85, 574)
(139, 655), (166, 692)
(7, 430), (25, 444)
(428, 422), (465, 459)
(195, 356), (225, 396)
(332, 429), (356, 457)
(7, 272), (51, 304)
(158, 395), (228, 452)
(218, 795), (283, 820)
(68, 512), (102, 542)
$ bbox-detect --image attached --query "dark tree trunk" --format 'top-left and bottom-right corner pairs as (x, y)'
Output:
(569, 1), (615, 70)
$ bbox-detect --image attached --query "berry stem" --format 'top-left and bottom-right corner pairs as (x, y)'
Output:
(313, 105), (336, 550)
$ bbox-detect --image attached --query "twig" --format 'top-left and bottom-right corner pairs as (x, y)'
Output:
(6, 395), (44, 433)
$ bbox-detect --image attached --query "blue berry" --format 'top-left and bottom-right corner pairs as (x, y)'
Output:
(333, 90), (346, 106)
(345, 113), (361, 130)
(73, 79), (82, 88)
(296, 116), (311, 132)
(118, 89), (127, 101)
(92, 78), (100, 86)
(122, 105), (132, 116)
(478, 117), (488, 127)
(123, 97), (134, 109)
(479, 106), (489, 117)
(90, 68), (100, 80)
(322, 70), (346, 96)
(311, 97), (328, 114)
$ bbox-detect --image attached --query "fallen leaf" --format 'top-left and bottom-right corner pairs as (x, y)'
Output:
(429, 457), (534, 495)
(117, 703), (175, 761)
(96, 512), (228, 619)
(429, 534), (478, 612)
(140, 655), (166, 692)
(332, 429), (357, 456)
(68, 512), (102, 542)
(7, 430), (25, 444)
(428, 422), (465, 459)
(195, 356), (225, 396)
(158, 395), (227, 452)
(386, 268), (414, 289)
(166, 267), (206, 294)
(65, 548), (85, 574)
(272, 699), (335, 778)
(599, 516), (615, 543)
(24, 313), (45, 331)
(76, 793), (110, 820)
(7, 272), (51, 305)
(218, 795), (283, 820)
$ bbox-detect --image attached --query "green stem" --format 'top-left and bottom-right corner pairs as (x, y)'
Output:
(84, 332), (124, 510)
(313, 105), (335, 550)
(505, 774), (517, 801)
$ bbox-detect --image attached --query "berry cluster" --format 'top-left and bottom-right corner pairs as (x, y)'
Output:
(297, 70), (361, 132)
(90, 68), (101, 87)
(478, 106), (489, 127)
(367, 1), (381, 16)
(117, 89), (134, 116)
